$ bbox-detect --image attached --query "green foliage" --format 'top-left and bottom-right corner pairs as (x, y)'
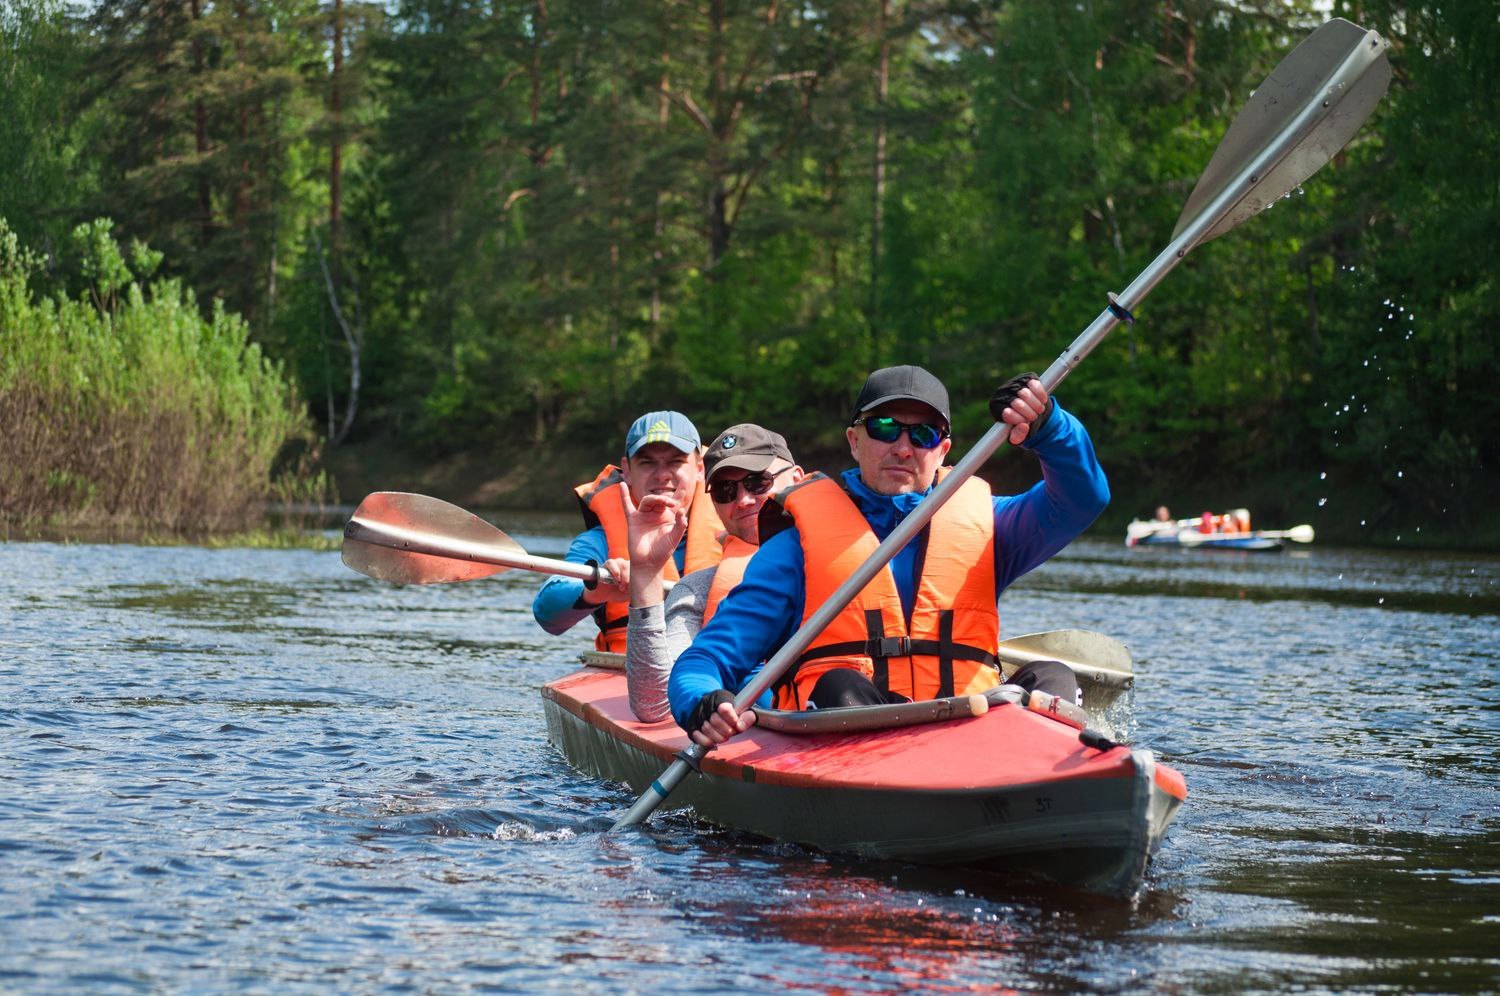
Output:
(0, 0), (102, 255)
(0, 218), (326, 534)
(2, 0), (1495, 543)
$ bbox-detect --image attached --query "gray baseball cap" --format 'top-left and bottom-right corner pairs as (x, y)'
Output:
(703, 424), (793, 480)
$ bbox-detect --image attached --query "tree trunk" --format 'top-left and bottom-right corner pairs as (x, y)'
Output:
(869, 0), (890, 365)
(706, 0), (729, 270)
(652, 50), (669, 325)
(314, 229), (361, 447)
(329, 0), (343, 259)
(191, 0), (212, 246)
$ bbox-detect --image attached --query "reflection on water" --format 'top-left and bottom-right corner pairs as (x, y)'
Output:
(1, 535), (1496, 990)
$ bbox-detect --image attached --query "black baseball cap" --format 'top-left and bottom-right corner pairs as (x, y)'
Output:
(703, 424), (794, 480)
(850, 365), (950, 426)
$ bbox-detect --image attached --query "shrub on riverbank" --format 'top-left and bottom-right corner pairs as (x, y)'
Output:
(0, 218), (327, 535)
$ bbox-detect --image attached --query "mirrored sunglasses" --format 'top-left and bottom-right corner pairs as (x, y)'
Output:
(708, 471), (777, 504)
(854, 416), (949, 450)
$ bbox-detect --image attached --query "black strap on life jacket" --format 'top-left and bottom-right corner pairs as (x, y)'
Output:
(792, 609), (998, 692)
(592, 608), (628, 632)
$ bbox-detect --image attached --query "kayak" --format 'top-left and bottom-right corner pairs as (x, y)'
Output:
(542, 664), (1187, 898)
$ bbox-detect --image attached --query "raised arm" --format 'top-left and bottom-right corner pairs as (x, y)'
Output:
(624, 568), (710, 722)
(992, 401), (1110, 591)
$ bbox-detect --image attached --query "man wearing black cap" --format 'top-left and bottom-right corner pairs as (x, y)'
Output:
(668, 366), (1109, 747)
(621, 424), (803, 722)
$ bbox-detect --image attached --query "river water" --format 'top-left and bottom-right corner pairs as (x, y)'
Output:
(2, 523), (1497, 992)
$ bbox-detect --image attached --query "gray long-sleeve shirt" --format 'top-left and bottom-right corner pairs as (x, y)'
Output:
(623, 566), (715, 722)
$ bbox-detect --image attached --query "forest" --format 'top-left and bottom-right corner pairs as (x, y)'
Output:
(1, 0), (1495, 545)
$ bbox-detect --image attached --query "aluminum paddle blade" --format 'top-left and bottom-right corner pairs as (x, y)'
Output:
(996, 629), (1133, 687)
(1174, 18), (1391, 244)
(342, 491), (522, 585)
(1263, 524), (1316, 543)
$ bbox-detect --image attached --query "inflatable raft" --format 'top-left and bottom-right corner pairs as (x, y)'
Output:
(542, 664), (1186, 898)
(1127, 527), (1285, 551)
(1126, 516), (1314, 551)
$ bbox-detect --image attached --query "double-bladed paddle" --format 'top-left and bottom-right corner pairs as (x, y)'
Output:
(343, 491), (620, 588)
(612, 18), (1391, 829)
(342, 494), (1136, 703)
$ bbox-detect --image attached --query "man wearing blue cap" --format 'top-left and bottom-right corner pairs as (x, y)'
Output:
(532, 411), (723, 652)
(669, 366), (1110, 747)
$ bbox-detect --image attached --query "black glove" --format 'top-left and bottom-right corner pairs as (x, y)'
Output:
(686, 689), (735, 733)
(989, 371), (1054, 438)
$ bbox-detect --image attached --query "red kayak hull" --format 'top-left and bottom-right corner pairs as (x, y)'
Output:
(542, 667), (1187, 897)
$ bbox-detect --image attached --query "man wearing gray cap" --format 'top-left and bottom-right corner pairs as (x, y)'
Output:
(621, 424), (803, 722)
(669, 366), (1110, 746)
(532, 410), (723, 652)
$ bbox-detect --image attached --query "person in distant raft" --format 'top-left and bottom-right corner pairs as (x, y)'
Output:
(532, 411), (723, 652)
(667, 365), (1110, 747)
(622, 424), (804, 722)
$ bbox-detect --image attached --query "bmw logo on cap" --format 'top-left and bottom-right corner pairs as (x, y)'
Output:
(721, 435), (737, 449)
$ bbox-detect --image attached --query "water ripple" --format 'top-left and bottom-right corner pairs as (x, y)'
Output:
(0, 536), (1495, 990)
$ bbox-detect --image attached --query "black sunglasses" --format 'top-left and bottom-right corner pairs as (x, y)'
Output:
(708, 470), (777, 504)
(853, 416), (949, 450)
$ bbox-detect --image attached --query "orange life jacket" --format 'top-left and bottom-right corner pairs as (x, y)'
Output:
(574, 464), (724, 652)
(770, 470), (1001, 710)
(702, 534), (758, 625)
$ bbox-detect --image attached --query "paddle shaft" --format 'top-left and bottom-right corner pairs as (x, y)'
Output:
(613, 24), (1384, 829)
(345, 515), (613, 586)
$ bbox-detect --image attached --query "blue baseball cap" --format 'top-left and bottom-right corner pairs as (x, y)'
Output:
(624, 410), (701, 457)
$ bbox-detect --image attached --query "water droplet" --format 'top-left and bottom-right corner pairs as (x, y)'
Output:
(1378, 597), (1385, 604)
(1360, 519), (1366, 526)
(1318, 498), (1328, 507)
(1319, 472), (1327, 480)
(1397, 470), (1404, 478)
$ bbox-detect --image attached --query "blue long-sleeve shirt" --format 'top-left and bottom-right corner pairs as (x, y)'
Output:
(531, 526), (687, 636)
(667, 403), (1109, 729)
